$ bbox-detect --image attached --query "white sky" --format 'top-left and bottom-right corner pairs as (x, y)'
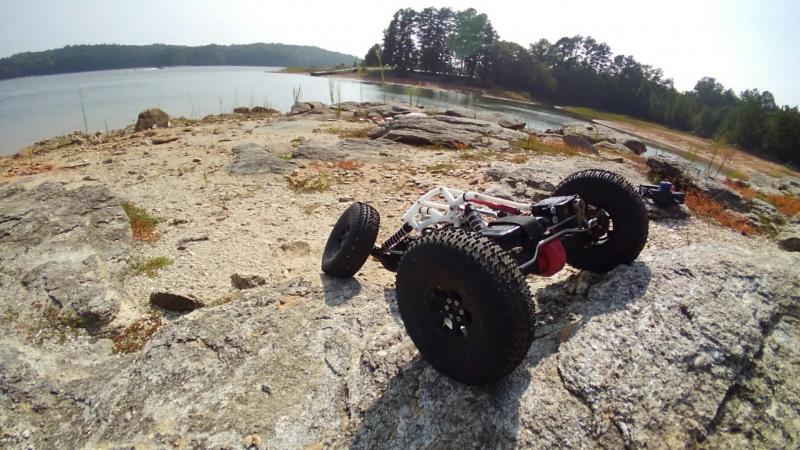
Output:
(1, 0), (798, 106)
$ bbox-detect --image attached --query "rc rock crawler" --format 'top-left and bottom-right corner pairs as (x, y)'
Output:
(321, 169), (683, 385)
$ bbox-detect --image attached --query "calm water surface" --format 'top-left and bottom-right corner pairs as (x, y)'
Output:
(0, 66), (669, 156)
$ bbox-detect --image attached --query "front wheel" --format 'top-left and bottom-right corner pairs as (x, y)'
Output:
(553, 169), (648, 273)
(321, 202), (380, 277)
(396, 228), (535, 385)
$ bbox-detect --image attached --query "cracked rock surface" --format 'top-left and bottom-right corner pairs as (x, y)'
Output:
(0, 112), (798, 449)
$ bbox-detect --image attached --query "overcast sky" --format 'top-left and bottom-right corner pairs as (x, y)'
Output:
(2, 0), (798, 106)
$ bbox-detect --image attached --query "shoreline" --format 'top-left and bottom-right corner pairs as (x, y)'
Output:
(317, 71), (800, 181)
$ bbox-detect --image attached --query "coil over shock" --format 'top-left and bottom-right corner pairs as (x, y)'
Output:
(381, 224), (413, 251)
(464, 204), (485, 231)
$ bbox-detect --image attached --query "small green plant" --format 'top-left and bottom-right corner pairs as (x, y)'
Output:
(329, 79), (336, 105)
(121, 202), (160, 241)
(277, 153), (293, 160)
(292, 85), (303, 103)
(426, 162), (457, 173)
(336, 84), (343, 119)
(129, 256), (173, 278)
(78, 89), (88, 135)
(328, 80), (343, 119)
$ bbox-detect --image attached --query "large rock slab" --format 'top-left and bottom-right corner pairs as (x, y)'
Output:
(0, 182), (131, 331)
(226, 143), (292, 175)
(369, 114), (526, 149)
(445, 107), (527, 130)
(289, 101), (329, 115)
(2, 238), (795, 448)
(777, 225), (800, 251)
(550, 122), (647, 155)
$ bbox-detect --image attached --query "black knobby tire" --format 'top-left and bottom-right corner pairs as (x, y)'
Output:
(321, 202), (380, 278)
(553, 169), (648, 273)
(395, 228), (535, 385)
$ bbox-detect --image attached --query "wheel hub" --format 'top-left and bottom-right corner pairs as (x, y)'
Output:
(430, 289), (472, 339)
(336, 224), (351, 251)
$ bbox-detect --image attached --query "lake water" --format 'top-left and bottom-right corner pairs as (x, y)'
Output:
(0, 65), (666, 156)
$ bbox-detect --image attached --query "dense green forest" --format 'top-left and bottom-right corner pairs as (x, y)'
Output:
(0, 43), (358, 80)
(372, 7), (800, 167)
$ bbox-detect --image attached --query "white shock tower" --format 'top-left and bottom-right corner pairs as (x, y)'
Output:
(401, 186), (531, 231)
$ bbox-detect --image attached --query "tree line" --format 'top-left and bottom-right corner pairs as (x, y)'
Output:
(368, 7), (800, 167)
(0, 43), (358, 80)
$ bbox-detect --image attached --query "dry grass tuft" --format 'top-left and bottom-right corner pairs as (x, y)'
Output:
(285, 172), (334, 193)
(121, 202), (160, 241)
(325, 127), (374, 139)
(511, 136), (581, 157)
(763, 194), (800, 217)
(459, 150), (496, 161)
(723, 179), (758, 200)
(335, 160), (363, 171)
(112, 313), (164, 353)
(426, 162), (457, 173)
(129, 257), (172, 278)
(685, 191), (756, 235)
(724, 179), (800, 216)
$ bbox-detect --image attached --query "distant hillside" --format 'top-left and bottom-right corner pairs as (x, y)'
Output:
(0, 43), (359, 80)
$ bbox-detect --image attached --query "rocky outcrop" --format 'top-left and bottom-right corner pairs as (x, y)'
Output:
(549, 122), (647, 155)
(563, 134), (597, 153)
(0, 182), (131, 331)
(368, 114), (526, 149)
(289, 101), (329, 115)
(226, 142), (292, 175)
(134, 108), (170, 131)
(3, 240), (797, 449)
(777, 226), (800, 251)
(445, 107), (527, 130)
(646, 155), (748, 212)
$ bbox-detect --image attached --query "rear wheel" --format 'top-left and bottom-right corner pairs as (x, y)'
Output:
(396, 228), (535, 385)
(553, 169), (648, 273)
(321, 202), (380, 277)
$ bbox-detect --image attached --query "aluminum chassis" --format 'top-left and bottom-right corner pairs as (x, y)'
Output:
(387, 186), (600, 272)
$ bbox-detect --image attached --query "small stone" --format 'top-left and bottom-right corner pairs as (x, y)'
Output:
(243, 434), (263, 448)
(152, 136), (179, 145)
(176, 235), (209, 249)
(82, 175), (99, 181)
(231, 273), (267, 290)
(102, 158), (113, 164)
(777, 226), (800, 252)
(338, 197), (354, 203)
(21, 429), (31, 439)
(149, 292), (205, 312)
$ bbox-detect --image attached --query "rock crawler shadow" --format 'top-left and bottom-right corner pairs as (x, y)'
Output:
(348, 261), (652, 448)
(319, 273), (361, 306)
